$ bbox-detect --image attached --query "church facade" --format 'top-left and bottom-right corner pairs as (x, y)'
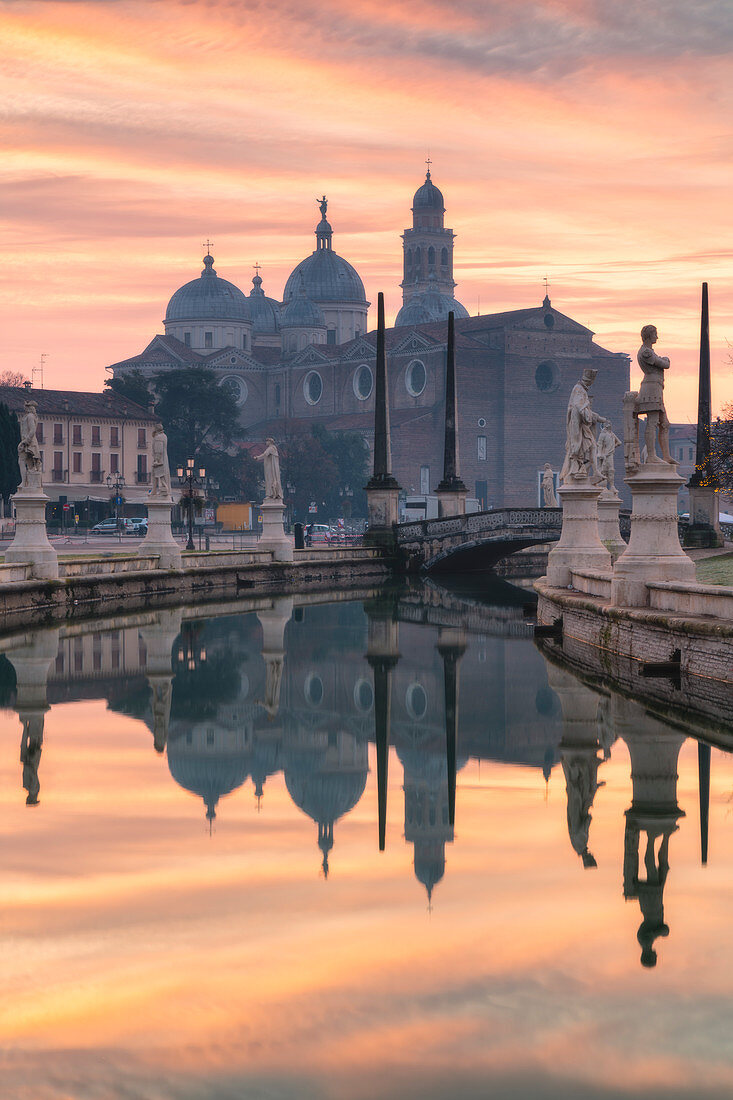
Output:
(109, 172), (630, 508)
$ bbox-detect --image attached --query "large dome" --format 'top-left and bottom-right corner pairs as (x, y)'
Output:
(395, 277), (469, 327)
(166, 253), (251, 324)
(413, 171), (445, 212)
(283, 249), (366, 305)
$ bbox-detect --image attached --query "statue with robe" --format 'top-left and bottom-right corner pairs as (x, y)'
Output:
(596, 422), (622, 494)
(151, 425), (171, 499)
(17, 401), (42, 491)
(20, 714), (44, 805)
(560, 369), (608, 484)
(541, 464), (558, 507)
(255, 438), (283, 502)
(317, 195), (328, 218)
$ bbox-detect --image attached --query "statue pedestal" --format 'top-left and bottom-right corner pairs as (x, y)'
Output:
(435, 487), (467, 518)
(365, 484), (399, 546)
(685, 484), (723, 548)
(598, 490), (627, 563)
(611, 461), (696, 608)
(140, 499), (182, 569)
(259, 501), (293, 562)
(5, 490), (58, 580)
(546, 482), (611, 588)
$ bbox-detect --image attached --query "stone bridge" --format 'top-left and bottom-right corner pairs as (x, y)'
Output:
(396, 507), (631, 574)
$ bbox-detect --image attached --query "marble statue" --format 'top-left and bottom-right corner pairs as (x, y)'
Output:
(17, 401), (43, 491)
(20, 715), (43, 805)
(636, 325), (672, 463)
(151, 425), (171, 499)
(563, 750), (604, 870)
(255, 438), (283, 501)
(596, 422), (622, 493)
(317, 195), (328, 218)
(560, 369), (608, 484)
(151, 680), (172, 753)
(260, 655), (284, 719)
(541, 464), (558, 507)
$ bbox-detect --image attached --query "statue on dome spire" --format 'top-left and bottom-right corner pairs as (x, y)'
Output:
(317, 195), (328, 218)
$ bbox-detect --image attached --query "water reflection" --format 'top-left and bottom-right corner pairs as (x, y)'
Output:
(0, 580), (731, 976)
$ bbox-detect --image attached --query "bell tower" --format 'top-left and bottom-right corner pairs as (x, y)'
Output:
(401, 163), (456, 306)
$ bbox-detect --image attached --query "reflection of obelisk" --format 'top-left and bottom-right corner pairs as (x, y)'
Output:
(257, 598), (292, 720)
(615, 695), (685, 968)
(365, 598), (400, 851)
(140, 609), (182, 753)
(547, 665), (606, 869)
(437, 626), (467, 828)
(7, 629), (60, 805)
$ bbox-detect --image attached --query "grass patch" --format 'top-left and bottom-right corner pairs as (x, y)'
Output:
(696, 552), (733, 586)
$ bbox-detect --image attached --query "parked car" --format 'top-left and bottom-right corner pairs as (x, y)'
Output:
(91, 518), (136, 534)
(127, 516), (148, 535)
(307, 524), (333, 543)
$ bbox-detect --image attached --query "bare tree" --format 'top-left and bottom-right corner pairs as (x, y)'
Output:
(0, 370), (29, 388)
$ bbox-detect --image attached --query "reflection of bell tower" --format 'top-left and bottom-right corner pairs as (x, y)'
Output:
(615, 696), (685, 969)
(401, 165), (456, 306)
(547, 665), (607, 868)
(403, 751), (453, 904)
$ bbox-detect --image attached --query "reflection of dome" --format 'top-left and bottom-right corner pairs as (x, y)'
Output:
(165, 254), (250, 323)
(395, 274), (469, 326)
(285, 768), (367, 825)
(250, 738), (280, 801)
(248, 273), (281, 335)
(412, 170), (444, 212)
(167, 735), (249, 824)
(414, 842), (446, 902)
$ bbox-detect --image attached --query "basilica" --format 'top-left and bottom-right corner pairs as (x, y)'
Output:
(109, 171), (630, 508)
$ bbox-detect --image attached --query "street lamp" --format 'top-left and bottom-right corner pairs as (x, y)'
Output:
(106, 472), (126, 534)
(176, 457), (206, 551)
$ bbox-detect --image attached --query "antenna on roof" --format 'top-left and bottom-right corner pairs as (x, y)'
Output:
(32, 354), (46, 390)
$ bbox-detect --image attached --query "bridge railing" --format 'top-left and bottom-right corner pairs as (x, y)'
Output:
(396, 505), (631, 543)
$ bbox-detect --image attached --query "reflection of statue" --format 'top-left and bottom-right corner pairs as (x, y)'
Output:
(562, 749), (604, 868)
(151, 679), (172, 753)
(151, 425), (171, 499)
(560, 369), (608, 484)
(596, 422), (622, 493)
(17, 401), (42, 491)
(541, 464), (558, 506)
(255, 438), (283, 501)
(317, 195), (328, 218)
(20, 714), (44, 805)
(259, 655), (284, 718)
(625, 824), (672, 968)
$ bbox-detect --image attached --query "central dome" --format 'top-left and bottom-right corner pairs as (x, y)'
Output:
(166, 254), (251, 323)
(283, 249), (366, 305)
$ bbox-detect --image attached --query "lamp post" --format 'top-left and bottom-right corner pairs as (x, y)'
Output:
(176, 457), (206, 551)
(106, 472), (126, 536)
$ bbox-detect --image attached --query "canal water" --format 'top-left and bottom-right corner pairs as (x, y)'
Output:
(1, 580), (733, 1099)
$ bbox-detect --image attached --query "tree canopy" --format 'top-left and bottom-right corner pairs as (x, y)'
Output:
(280, 423), (369, 520)
(711, 408), (733, 494)
(0, 403), (21, 510)
(105, 369), (152, 409)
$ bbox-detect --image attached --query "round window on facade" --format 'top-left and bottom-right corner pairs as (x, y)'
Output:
(220, 375), (248, 406)
(535, 361), (559, 393)
(353, 678), (374, 712)
(353, 364), (373, 401)
(406, 360), (426, 397)
(304, 370), (323, 405)
(405, 682), (428, 721)
(478, 417), (487, 428)
(304, 673), (324, 706)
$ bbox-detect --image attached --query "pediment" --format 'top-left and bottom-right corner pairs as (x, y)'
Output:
(291, 345), (332, 366)
(391, 330), (435, 356)
(207, 348), (265, 372)
(342, 338), (376, 362)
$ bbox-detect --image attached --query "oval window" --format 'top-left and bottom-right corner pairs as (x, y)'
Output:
(535, 361), (558, 393)
(406, 360), (426, 397)
(353, 678), (374, 712)
(304, 673), (324, 706)
(405, 682), (428, 720)
(304, 371), (323, 405)
(220, 375), (248, 406)
(353, 364), (373, 401)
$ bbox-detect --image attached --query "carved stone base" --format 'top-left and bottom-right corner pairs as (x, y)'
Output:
(546, 482), (611, 588)
(140, 499), (182, 569)
(259, 501), (294, 562)
(435, 488), (467, 518)
(365, 486), (399, 545)
(684, 485), (723, 548)
(598, 490), (627, 563)
(611, 461), (695, 608)
(5, 491), (58, 580)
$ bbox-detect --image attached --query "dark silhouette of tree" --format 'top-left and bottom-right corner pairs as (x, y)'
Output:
(105, 369), (152, 409)
(711, 408), (733, 493)
(0, 403), (21, 511)
(0, 370), (29, 388)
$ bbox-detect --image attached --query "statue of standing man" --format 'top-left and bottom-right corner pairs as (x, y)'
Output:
(636, 324), (672, 464)
(151, 424), (171, 499)
(17, 400), (43, 491)
(561, 369), (608, 484)
(255, 438), (284, 502)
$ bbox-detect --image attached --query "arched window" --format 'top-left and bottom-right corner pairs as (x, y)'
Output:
(414, 247), (422, 272)
(406, 248), (413, 270)
(274, 383), (281, 406)
(440, 247), (448, 267)
(428, 246), (435, 267)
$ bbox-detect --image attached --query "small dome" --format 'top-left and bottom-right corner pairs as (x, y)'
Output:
(412, 170), (445, 212)
(248, 273), (281, 335)
(395, 276), (469, 326)
(166, 253), (250, 324)
(281, 278), (326, 329)
(167, 739), (250, 823)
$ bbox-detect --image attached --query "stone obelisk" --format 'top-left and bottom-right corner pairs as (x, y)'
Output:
(364, 292), (401, 544)
(435, 311), (467, 517)
(685, 282), (722, 547)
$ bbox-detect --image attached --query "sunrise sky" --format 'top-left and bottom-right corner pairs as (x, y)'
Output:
(1, 0), (732, 420)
